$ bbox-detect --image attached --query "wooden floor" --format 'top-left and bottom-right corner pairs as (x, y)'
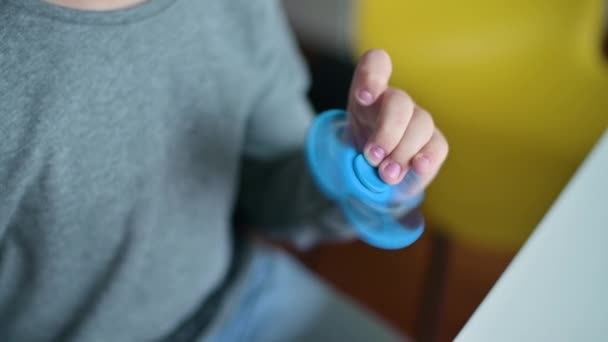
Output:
(297, 228), (515, 341)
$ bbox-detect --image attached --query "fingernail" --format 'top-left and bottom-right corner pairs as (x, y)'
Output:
(357, 89), (374, 106)
(365, 145), (385, 165)
(413, 154), (431, 173)
(382, 161), (402, 180)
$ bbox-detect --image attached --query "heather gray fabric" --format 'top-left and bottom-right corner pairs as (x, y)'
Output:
(0, 0), (353, 340)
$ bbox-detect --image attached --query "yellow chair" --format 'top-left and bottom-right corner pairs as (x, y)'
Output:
(354, 0), (608, 251)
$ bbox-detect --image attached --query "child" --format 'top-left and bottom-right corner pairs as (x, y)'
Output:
(0, 0), (448, 341)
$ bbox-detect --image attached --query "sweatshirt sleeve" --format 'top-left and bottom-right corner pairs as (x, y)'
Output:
(234, 0), (356, 248)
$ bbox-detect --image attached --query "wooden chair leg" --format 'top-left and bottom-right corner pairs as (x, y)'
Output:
(415, 232), (451, 342)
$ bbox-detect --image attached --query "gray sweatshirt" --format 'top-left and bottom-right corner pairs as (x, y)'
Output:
(0, 0), (352, 340)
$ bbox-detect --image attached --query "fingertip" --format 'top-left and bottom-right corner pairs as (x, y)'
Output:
(357, 89), (374, 106)
(412, 154), (433, 175)
(364, 144), (386, 166)
(379, 160), (405, 185)
(362, 49), (392, 74)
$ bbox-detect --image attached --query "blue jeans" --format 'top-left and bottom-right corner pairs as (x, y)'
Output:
(203, 244), (407, 342)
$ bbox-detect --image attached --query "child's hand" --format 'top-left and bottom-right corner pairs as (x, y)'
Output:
(347, 49), (449, 188)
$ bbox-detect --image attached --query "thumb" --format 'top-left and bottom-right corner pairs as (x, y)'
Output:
(346, 49), (393, 148)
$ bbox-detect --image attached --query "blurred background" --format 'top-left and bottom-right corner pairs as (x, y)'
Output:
(280, 0), (608, 341)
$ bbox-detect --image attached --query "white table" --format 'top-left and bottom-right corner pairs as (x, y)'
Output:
(455, 130), (608, 342)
